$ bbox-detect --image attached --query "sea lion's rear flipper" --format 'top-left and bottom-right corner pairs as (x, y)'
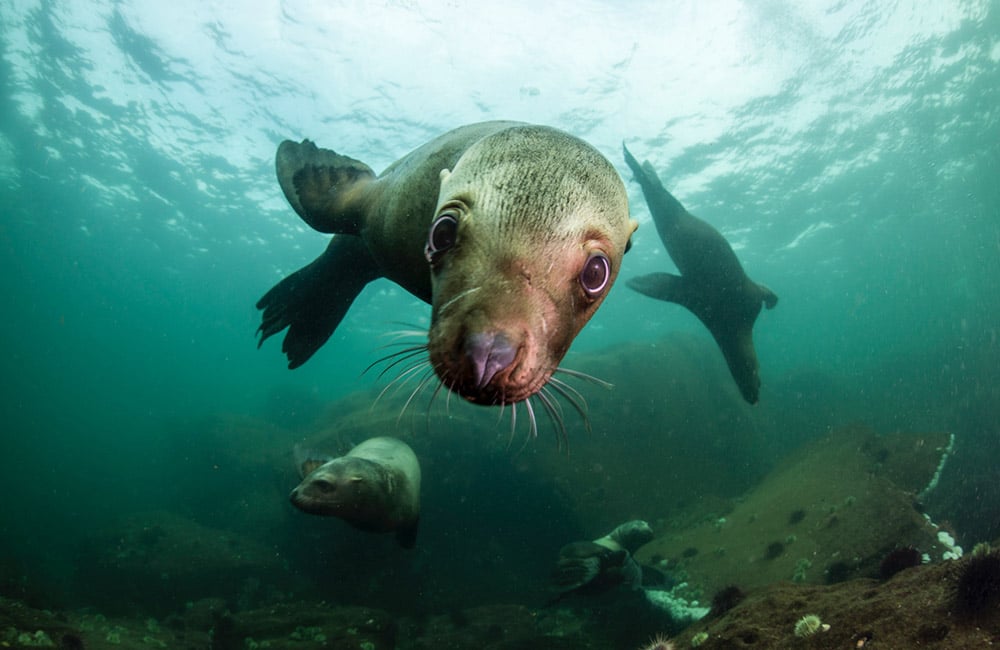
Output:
(257, 235), (380, 369)
(710, 326), (761, 405)
(276, 139), (375, 234)
(626, 272), (687, 305)
(395, 518), (419, 549)
(622, 143), (686, 228)
(758, 283), (779, 309)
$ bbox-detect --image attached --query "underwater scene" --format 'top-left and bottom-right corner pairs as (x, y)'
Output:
(1, 1), (999, 648)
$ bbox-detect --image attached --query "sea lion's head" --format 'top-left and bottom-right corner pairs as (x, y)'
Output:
(290, 457), (390, 529)
(424, 125), (637, 405)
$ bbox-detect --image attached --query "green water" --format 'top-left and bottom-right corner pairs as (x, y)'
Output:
(1, 0), (997, 615)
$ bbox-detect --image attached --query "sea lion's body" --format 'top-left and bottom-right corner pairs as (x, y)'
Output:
(550, 520), (654, 598)
(290, 436), (421, 548)
(623, 145), (777, 404)
(258, 122), (636, 406)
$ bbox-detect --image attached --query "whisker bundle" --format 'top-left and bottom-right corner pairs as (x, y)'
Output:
(364, 329), (610, 450)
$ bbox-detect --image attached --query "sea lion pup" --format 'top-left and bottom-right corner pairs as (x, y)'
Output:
(290, 436), (421, 548)
(550, 520), (654, 597)
(257, 122), (637, 409)
(622, 144), (778, 404)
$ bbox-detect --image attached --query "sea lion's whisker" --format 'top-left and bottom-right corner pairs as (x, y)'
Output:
(495, 399), (507, 426)
(537, 387), (568, 451)
(370, 341), (429, 357)
(552, 366), (614, 390)
(546, 377), (593, 435)
(398, 368), (437, 424)
(424, 377), (447, 433)
(524, 398), (538, 440)
(366, 346), (428, 380)
(372, 359), (431, 409)
(387, 321), (429, 331)
(444, 377), (455, 417)
(389, 360), (433, 394)
(506, 401), (519, 451)
(512, 398), (538, 454)
(364, 326), (428, 375)
(437, 286), (482, 316)
(379, 330), (428, 343)
(547, 376), (589, 409)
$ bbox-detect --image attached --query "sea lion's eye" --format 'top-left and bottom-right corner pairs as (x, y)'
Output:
(425, 212), (458, 263)
(579, 253), (611, 297)
(313, 479), (335, 494)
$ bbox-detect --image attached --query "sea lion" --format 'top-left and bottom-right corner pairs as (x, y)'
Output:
(257, 122), (637, 407)
(550, 520), (654, 596)
(290, 436), (421, 548)
(622, 144), (778, 404)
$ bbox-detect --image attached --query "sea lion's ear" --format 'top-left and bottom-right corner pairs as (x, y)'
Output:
(439, 168), (451, 182)
(293, 443), (332, 478)
(624, 220), (638, 254)
(298, 458), (326, 478)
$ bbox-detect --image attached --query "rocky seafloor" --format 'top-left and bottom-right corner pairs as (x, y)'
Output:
(3, 548), (1000, 649)
(4, 335), (998, 649)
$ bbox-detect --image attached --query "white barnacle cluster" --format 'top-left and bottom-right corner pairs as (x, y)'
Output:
(644, 585), (710, 624)
(918, 433), (956, 501)
(922, 513), (964, 561)
(938, 530), (964, 561)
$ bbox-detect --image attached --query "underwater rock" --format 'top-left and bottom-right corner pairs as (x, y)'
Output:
(402, 604), (538, 650)
(669, 557), (1000, 649)
(635, 425), (956, 597)
(224, 602), (396, 650)
(74, 510), (303, 615)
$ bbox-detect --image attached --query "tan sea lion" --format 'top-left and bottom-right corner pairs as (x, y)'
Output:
(290, 436), (421, 548)
(622, 144), (777, 404)
(257, 122), (636, 409)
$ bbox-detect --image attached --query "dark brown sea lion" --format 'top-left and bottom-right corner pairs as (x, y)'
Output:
(622, 144), (777, 404)
(257, 122), (636, 407)
(290, 436), (421, 548)
(550, 520), (654, 596)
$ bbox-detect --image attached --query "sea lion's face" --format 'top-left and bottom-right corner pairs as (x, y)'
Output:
(289, 458), (385, 522)
(423, 127), (637, 405)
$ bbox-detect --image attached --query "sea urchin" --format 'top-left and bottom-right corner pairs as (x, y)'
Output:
(954, 545), (1000, 616)
(637, 633), (674, 650)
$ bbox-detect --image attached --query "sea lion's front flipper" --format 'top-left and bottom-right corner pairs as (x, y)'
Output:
(395, 517), (419, 549)
(626, 272), (687, 305)
(550, 541), (612, 592)
(758, 283), (779, 309)
(257, 235), (380, 369)
(276, 139), (375, 234)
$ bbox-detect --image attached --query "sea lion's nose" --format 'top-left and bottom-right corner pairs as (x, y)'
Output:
(466, 332), (516, 389)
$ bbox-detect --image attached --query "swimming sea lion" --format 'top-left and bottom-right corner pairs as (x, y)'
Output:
(550, 520), (654, 596)
(257, 122), (637, 408)
(622, 144), (777, 404)
(290, 436), (421, 548)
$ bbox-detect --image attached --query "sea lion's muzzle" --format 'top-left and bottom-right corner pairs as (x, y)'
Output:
(436, 328), (533, 404)
(465, 331), (517, 390)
